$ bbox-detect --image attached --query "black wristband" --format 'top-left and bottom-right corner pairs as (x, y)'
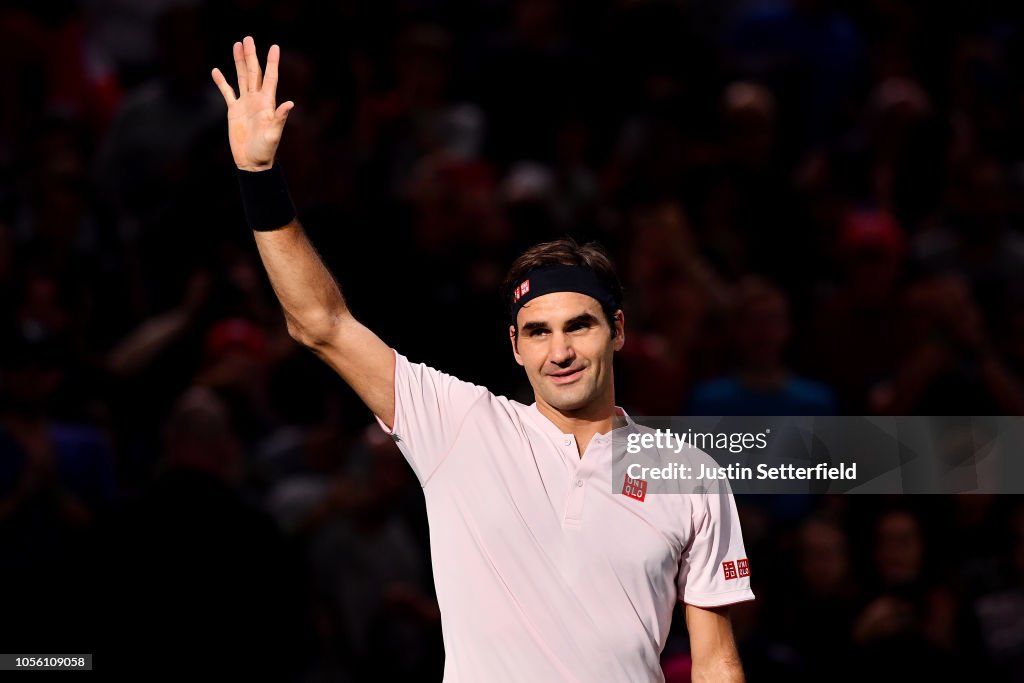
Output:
(236, 163), (297, 232)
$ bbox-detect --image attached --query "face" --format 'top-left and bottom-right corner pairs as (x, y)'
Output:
(736, 294), (789, 366)
(875, 511), (923, 586)
(509, 292), (624, 414)
(799, 520), (849, 595)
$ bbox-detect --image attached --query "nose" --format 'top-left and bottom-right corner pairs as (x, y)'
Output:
(548, 331), (575, 366)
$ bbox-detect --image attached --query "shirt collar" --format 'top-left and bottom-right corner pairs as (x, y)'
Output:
(527, 402), (638, 439)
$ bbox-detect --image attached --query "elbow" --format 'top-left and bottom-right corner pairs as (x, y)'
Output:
(285, 310), (347, 347)
(285, 319), (308, 345)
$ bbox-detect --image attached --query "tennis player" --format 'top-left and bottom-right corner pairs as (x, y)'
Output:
(213, 37), (753, 682)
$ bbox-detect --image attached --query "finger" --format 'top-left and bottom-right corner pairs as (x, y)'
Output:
(210, 68), (236, 104)
(263, 44), (281, 98)
(232, 41), (248, 93)
(275, 100), (294, 123)
(243, 35), (262, 92)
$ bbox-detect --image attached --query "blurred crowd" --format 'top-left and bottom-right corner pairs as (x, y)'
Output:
(1, 0), (1024, 680)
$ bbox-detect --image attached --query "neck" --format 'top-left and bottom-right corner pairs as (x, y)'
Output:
(534, 389), (624, 457)
(536, 399), (616, 433)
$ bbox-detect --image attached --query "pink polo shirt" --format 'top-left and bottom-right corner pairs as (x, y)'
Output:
(375, 351), (754, 682)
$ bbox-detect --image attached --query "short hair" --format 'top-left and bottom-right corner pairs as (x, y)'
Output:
(501, 237), (623, 336)
(730, 276), (787, 318)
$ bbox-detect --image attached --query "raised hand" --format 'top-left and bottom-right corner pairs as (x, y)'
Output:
(211, 36), (294, 171)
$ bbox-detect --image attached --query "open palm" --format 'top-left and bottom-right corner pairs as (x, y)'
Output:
(211, 36), (294, 172)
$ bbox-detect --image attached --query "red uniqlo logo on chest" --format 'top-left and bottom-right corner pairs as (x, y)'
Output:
(621, 475), (646, 501)
(513, 279), (531, 302)
(722, 561), (738, 580)
(737, 558), (750, 578)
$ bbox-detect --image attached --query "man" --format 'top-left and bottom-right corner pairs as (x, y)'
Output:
(212, 37), (753, 682)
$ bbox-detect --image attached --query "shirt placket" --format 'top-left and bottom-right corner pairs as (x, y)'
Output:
(561, 434), (607, 527)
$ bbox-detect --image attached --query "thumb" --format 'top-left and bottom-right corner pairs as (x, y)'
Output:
(275, 100), (294, 123)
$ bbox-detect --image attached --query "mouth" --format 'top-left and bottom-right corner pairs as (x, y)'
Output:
(547, 367), (585, 385)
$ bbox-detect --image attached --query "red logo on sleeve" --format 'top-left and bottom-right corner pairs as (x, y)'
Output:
(621, 475), (646, 501)
(722, 561), (737, 580)
(737, 558), (750, 578)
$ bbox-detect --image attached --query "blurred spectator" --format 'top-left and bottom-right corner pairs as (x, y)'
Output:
(761, 517), (859, 681)
(810, 208), (908, 412)
(849, 508), (967, 681)
(913, 156), (1024, 321)
(726, 0), (863, 149)
(94, 4), (222, 235)
(0, 1), (120, 163)
(82, 0), (187, 88)
(974, 502), (1024, 682)
(97, 386), (315, 678)
(356, 24), (484, 188)
(869, 275), (1024, 414)
(698, 81), (804, 290)
(0, 329), (115, 651)
(689, 277), (837, 416)
(618, 199), (726, 414)
(295, 426), (440, 680)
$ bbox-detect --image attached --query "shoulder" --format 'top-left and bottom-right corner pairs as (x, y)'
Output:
(691, 377), (742, 401)
(785, 377), (838, 408)
(397, 352), (492, 395)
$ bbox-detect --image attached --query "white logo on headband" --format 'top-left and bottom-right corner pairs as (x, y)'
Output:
(512, 279), (531, 303)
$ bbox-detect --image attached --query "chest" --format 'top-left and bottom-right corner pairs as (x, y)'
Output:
(428, 416), (692, 586)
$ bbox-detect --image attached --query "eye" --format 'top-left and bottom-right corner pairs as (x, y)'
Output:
(528, 328), (549, 337)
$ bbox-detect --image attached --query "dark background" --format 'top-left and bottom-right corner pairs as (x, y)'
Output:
(1, 0), (1023, 680)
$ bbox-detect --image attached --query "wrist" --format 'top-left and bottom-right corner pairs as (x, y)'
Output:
(236, 162), (297, 231)
(237, 162), (274, 172)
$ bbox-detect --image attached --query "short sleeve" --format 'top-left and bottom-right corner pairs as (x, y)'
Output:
(677, 478), (755, 608)
(374, 350), (490, 485)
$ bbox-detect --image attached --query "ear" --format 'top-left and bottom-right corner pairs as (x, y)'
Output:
(509, 324), (524, 366)
(613, 309), (625, 352)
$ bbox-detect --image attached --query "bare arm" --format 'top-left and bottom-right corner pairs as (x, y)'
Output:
(685, 604), (745, 683)
(107, 271), (211, 376)
(252, 224), (395, 426)
(212, 37), (395, 427)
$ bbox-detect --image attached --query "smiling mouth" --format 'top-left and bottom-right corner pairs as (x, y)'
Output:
(548, 367), (584, 384)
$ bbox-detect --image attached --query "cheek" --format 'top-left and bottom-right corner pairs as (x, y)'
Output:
(517, 342), (545, 369)
(583, 336), (614, 363)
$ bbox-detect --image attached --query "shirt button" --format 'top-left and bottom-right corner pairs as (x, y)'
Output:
(563, 438), (572, 446)
(576, 479), (584, 487)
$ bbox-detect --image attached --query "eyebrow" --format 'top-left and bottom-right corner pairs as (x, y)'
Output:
(521, 312), (601, 333)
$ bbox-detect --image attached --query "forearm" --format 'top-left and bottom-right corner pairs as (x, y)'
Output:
(870, 342), (950, 413)
(215, 38), (396, 423)
(686, 604), (746, 683)
(692, 658), (745, 683)
(250, 216), (395, 423)
(107, 307), (192, 375)
(252, 219), (349, 343)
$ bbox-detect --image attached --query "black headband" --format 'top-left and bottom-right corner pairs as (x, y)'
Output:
(509, 264), (621, 323)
